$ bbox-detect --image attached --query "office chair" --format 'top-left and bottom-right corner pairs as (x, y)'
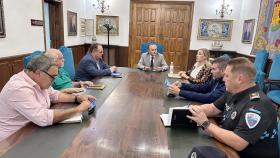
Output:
(140, 42), (164, 54)
(23, 51), (43, 68)
(266, 53), (280, 108)
(253, 50), (269, 90)
(59, 46), (75, 81)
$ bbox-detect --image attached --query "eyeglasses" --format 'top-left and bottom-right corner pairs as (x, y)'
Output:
(41, 70), (56, 81)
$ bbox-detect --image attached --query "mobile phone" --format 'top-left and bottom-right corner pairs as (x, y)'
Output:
(88, 100), (96, 114)
(165, 79), (172, 87)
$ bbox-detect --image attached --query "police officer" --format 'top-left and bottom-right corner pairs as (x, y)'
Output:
(187, 57), (279, 158)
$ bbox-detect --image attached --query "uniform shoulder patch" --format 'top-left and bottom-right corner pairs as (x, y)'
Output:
(245, 112), (261, 129)
(249, 92), (260, 101)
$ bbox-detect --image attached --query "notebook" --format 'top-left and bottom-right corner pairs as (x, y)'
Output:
(60, 113), (82, 123)
(168, 73), (182, 79)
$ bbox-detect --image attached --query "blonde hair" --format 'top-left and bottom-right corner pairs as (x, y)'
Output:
(198, 48), (211, 67)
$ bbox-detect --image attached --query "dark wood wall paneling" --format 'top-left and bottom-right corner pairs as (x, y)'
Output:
(0, 54), (26, 90)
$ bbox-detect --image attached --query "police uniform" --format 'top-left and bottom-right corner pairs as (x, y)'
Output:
(214, 85), (279, 158)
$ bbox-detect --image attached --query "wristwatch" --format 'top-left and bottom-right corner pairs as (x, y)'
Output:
(201, 120), (210, 130)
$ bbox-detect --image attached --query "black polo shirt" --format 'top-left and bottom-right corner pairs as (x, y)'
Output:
(214, 85), (279, 158)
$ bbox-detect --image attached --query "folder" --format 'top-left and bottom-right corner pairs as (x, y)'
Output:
(168, 73), (182, 79)
(160, 105), (196, 127)
(87, 84), (106, 90)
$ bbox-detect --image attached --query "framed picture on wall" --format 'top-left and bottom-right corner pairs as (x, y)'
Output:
(0, 0), (6, 38)
(96, 15), (119, 36)
(197, 19), (233, 41)
(242, 19), (255, 44)
(80, 18), (86, 36)
(67, 11), (77, 36)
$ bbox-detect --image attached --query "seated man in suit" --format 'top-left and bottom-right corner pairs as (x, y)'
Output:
(75, 43), (117, 81)
(187, 57), (278, 158)
(45, 49), (93, 93)
(168, 56), (229, 103)
(0, 54), (95, 142)
(137, 43), (168, 71)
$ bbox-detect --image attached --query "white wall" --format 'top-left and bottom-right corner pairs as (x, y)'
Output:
(63, 0), (87, 46)
(190, 0), (241, 51)
(0, 0), (261, 57)
(85, 0), (130, 46)
(0, 0), (45, 58)
(236, 0), (261, 55)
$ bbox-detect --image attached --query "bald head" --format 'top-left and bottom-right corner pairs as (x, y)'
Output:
(45, 48), (64, 67)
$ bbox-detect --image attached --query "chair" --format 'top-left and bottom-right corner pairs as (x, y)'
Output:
(140, 42), (164, 54)
(253, 50), (269, 90)
(59, 46), (75, 81)
(23, 51), (43, 68)
(266, 53), (280, 108)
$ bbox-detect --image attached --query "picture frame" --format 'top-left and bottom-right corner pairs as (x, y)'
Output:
(80, 18), (86, 37)
(242, 19), (255, 44)
(0, 0), (6, 38)
(197, 19), (233, 41)
(96, 15), (119, 36)
(85, 19), (94, 36)
(67, 11), (77, 36)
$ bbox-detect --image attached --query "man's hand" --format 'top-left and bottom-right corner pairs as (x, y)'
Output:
(110, 66), (117, 72)
(76, 100), (91, 112)
(143, 66), (151, 71)
(172, 81), (182, 87)
(168, 85), (180, 95)
(61, 88), (84, 94)
(155, 67), (162, 71)
(76, 95), (96, 103)
(80, 81), (94, 87)
(187, 105), (208, 125)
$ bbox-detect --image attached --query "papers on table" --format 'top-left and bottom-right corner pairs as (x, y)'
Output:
(60, 113), (83, 123)
(168, 73), (182, 79)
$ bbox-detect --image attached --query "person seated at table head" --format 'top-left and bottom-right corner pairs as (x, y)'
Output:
(45, 48), (93, 93)
(168, 56), (229, 103)
(187, 57), (278, 158)
(178, 48), (212, 84)
(0, 54), (95, 142)
(137, 43), (168, 71)
(75, 43), (117, 81)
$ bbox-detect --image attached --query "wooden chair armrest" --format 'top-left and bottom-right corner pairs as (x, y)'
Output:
(264, 79), (280, 85)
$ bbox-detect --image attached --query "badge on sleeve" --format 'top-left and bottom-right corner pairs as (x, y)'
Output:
(191, 152), (197, 158)
(245, 112), (261, 129)
(231, 111), (237, 120)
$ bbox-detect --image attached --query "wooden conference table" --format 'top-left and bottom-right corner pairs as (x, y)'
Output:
(0, 68), (238, 158)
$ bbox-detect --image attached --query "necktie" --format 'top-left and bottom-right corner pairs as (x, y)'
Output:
(150, 56), (154, 69)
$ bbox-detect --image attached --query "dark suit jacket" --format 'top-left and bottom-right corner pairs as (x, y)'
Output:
(179, 78), (225, 103)
(75, 52), (111, 81)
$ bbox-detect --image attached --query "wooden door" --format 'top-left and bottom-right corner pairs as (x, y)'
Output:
(129, 1), (194, 70)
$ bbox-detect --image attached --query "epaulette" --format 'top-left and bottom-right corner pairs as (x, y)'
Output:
(249, 92), (260, 101)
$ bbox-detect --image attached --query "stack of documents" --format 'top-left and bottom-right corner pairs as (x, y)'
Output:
(168, 73), (182, 79)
